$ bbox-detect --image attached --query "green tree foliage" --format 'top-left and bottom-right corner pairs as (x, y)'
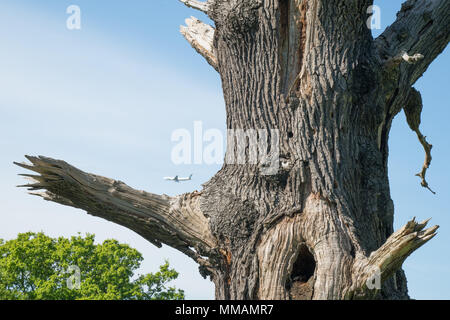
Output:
(0, 232), (184, 300)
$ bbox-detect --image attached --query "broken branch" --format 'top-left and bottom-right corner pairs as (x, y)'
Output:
(179, 0), (210, 14)
(14, 155), (218, 265)
(348, 217), (439, 299)
(404, 88), (435, 194)
(180, 17), (218, 71)
(376, 0), (450, 86)
(402, 52), (424, 64)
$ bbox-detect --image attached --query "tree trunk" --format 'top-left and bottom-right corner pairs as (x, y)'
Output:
(16, 0), (449, 300)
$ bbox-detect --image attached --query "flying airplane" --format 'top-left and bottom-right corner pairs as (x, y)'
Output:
(164, 174), (193, 183)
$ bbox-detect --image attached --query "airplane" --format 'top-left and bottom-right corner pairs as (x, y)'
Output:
(163, 174), (193, 183)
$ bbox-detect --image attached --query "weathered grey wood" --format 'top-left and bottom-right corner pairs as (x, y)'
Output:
(348, 217), (438, 299)
(376, 0), (450, 86)
(180, 17), (218, 70)
(16, 0), (448, 300)
(180, 0), (210, 13)
(15, 156), (218, 273)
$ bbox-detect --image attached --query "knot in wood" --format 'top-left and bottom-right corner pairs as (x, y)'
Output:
(210, 0), (262, 35)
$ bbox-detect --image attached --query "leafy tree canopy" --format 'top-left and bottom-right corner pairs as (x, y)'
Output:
(0, 232), (184, 300)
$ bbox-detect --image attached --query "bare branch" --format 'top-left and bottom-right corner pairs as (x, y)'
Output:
(376, 0), (450, 85)
(14, 156), (218, 265)
(415, 134), (435, 194)
(402, 52), (424, 64)
(404, 88), (435, 194)
(348, 217), (439, 299)
(179, 0), (210, 14)
(180, 17), (218, 71)
(383, 52), (425, 71)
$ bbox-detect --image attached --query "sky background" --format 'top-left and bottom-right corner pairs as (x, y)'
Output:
(0, 1), (448, 299)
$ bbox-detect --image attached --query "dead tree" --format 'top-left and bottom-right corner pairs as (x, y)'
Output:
(16, 0), (449, 299)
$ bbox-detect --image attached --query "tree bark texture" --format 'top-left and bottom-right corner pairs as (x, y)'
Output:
(16, 0), (449, 300)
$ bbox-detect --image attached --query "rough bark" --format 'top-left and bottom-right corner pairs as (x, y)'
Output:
(16, 0), (448, 300)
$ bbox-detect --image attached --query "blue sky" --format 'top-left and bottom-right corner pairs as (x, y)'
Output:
(0, 1), (448, 299)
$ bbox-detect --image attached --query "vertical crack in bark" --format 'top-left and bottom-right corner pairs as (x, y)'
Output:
(279, 0), (308, 100)
(279, 0), (289, 93)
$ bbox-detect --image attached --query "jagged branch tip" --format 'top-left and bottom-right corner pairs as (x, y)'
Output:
(180, 0), (210, 14)
(180, 17), (218, 71)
